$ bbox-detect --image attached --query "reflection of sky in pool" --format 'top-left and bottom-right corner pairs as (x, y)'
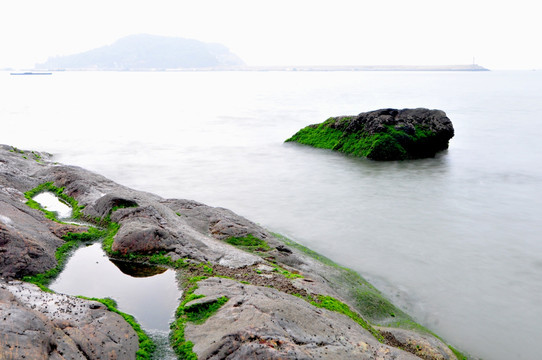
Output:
(33, 192), (72, 219)
(50, 243), (181, 331)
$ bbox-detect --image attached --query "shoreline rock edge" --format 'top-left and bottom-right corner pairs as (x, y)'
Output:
(0, 144), (463, 360)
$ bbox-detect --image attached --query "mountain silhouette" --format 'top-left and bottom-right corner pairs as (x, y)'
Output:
(36, 34), (245, 70)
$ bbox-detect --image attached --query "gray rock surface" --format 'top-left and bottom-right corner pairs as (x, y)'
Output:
(0, 192), (63, 279)
(0, 145), (261, 270)
(339, 108), (454, 139)
(378, 327), (458, 360)
(186, 277), (419, 360)
(0, 280), (138, 360)
(0, 147), (87, 279)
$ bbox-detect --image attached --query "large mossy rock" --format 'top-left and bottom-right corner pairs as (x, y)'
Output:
(286, 108), (454, 160)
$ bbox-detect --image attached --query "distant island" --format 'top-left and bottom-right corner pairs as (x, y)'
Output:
(35, 34), (246, 70)
(33, 33), (489, 72)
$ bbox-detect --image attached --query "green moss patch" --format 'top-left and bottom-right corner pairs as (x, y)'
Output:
(101, 222), (121, 254)
(286, 118), (438, 160)
(224, 234), (271, 252)
(271, 264), (303, 279)
(311, 295), (385, 342)
(272, 232), (339, 268)
(185, 296), (229, 324)
(335, 267), (409, 323)
(25, 181), (85, 219)
(170, 278), (229, 360)
(10, 147), (45, 163)
(449, 345), (469, 360)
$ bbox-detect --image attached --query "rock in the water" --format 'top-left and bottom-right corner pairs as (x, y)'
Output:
(286, 108), (454, 160)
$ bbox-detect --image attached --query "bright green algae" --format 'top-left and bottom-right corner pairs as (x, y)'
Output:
(285, 117), (438, 160)
(224, 234), (271, 251)
(170, 276), (229, 360)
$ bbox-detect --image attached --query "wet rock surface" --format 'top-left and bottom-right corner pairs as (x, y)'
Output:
(0, 280), (138, 360)
(186, 277), (420, 360)
(335, 108), (453, 139)
(0, 144), (461, 360)
(0, 149), (79, 280)
(0, 193), (63, 279)
(378, 327), (458, 360)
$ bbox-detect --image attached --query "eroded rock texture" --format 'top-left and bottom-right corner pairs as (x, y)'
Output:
(0, 280), (138, 360)
(186, 278), (420, 360)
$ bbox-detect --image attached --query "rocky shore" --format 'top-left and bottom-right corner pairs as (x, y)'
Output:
(0, 144), (464, 359)
(286, 108), (455, 160)
(0, 280), (139, 359)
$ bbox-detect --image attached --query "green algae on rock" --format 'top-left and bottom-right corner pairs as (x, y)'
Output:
(286, 108), (455, 160)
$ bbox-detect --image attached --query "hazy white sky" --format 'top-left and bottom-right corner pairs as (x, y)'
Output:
(1, 0), (540, 69)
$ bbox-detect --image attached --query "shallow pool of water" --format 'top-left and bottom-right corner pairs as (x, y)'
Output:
(50, 243), (181, 332)
(33, 191), (72, 219)
(33, 191), (181, 357)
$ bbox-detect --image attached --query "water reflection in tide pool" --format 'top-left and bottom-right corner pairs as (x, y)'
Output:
(33, 192), (72, 219)
(50, 243), (181, 331)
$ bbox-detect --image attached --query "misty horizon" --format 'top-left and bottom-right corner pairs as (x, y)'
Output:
(1, 33), (493, 73)
(1, 0), (541, 71)
(20, 33), (490, 72)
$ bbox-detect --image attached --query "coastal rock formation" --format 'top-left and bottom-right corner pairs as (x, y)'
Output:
(0, 194), (62, 279)
(186, 277), (419, 360)
(0, 150), (88, 279)
(0, 280), (138, 360)
(286, 108), (455, 160)
(378, 327), (458, 360)
(0, 144), (461, 360)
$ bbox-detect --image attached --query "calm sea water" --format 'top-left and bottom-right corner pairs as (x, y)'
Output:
(2, 70), (541, 360)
